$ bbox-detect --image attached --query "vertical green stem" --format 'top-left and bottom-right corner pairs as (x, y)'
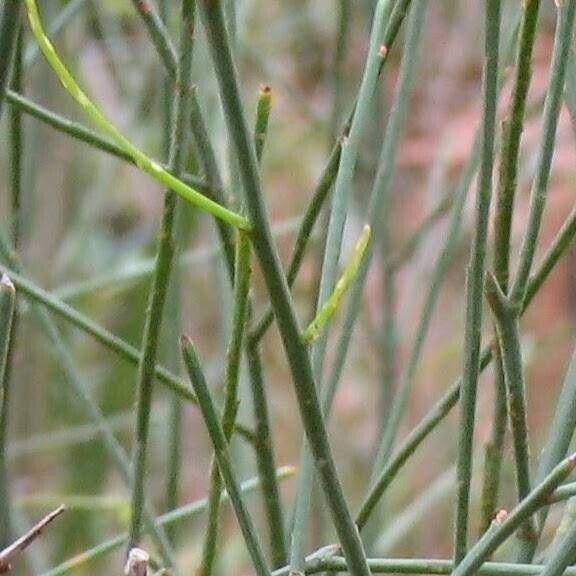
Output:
(128, 0), (194, 550)
(199, 231), (252, 576)
(481, 0), (540, 532)
(453, 0), (501, 563)
(246, 340), (288, 568)
(509, 0), (576, 307)
(0, 0), (21, 121)
(485, 275), (534, 544)
(181, 338), (270, 576)
(198, 1), (371, 574)
(254, 85), (272, 165)
(517, 345), (576, 562)
(130, 0), (177, 79)
(0, 276), (16, 547)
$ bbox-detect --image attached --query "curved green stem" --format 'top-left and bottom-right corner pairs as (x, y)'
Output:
(23, 0), (249, 231)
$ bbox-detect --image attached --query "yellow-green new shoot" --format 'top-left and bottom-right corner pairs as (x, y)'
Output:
(23, 0), (250, 231)
(302, 224), (371, 343)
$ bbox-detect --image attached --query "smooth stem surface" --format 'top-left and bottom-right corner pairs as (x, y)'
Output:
(482, 0), (540, 529)
(0, 276), (16, 547)
(485, 274), (534, 542)
(493, 0), (540, 292)
(517, 345), (576, 561)
(181, 338), (270, 576)
(199, 231), (256, 575)
(254, 85), (272, 164)
(302, 224), (371, 343)
(130, 0), (177, 79)
(250, 0), (414, 346)
(453, 0), (501, 563)
(290, 4), (427, 568)
(246, 340), (288, 568)
(23, 0), (248, 230)
(509, 0), (576, 305)
(451, 455), (576, 576)
(198, 1), (371, 573)
(271, 557), (576, 576)
(0, 0), (21, 121)
(357, 200), (576, 530)
(128, 0), (194, 551)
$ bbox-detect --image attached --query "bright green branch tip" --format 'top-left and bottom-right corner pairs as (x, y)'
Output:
(302, 224), (371, 343)
(23, 0), (250, 232)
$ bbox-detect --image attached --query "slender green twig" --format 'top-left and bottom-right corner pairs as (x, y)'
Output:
(357, 201), (576, 530)
(249, 0), (414, 346)
(290, 3), (426, 567)
(454, 0), (501, 563)
(24, 0), (88, 66)
(130, 0), (177, 80)
(485, 273), (534, 543)
(198, 1), (371, 573)
(246, 340), (288, 568)
(23, 0), (249, 230)
(42, 467), (295, 576)
(370, 133), (474, 483)
(480, 349), (508, 535)
(482, 1), (540, 529)
(302, 224), (371, 343)
(538, 521), (576, 576)
(0, 276), (16, 547)
(181, 338), (270, 576)
(451, 455), (576, 576)
(509, 0), (576, 306)
(329, 0), (352, 142)
(0, 0), (21, 121)
(128, 0), (195, 550)
(517, 345), (576, 561)
(199, 231), (255, 575)
(5, 90), (217, 199)
(0, 243), (176, 566)
(271, 557), (576, 576)
(254, 85), (272, 164)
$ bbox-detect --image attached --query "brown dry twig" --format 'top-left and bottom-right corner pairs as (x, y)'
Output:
(0, 505), (65, 573)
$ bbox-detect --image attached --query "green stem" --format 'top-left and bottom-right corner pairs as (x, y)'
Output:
(451, 455), (576, 576)
(198, 1), (371, 573)
(0, 0), (21, 121)
(272, 557), (576, 576)
(485, 274), (534, 543)
(199, 231), (254, 576)
(493, 0), (541, 292)
(481, 2), (541, 528)
(0, 276), (16, 547)
(254, 85), (272, 165)
(0, 247), (176, 566)
(357, 200), (576, 530)
(23, 0), (249, 230)
(302, 224), (371, 343)
(479, 348), (508, 535)
(509, 0), (576, 306)
(538, 520), (576, 576)
(370, 140), (472, 482)
(181, 338), (270, 576)
(246, 340), (288, 568)
(454, 0), (501, 563)
(42, 467), (295, 576)
(130, 0), (177, 79)
(128, 0), (195, 549)
(517, 344), (576, 560)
